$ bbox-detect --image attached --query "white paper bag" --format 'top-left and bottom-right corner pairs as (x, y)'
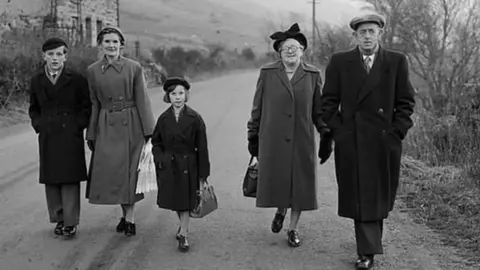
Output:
(136, 140), (157, 194)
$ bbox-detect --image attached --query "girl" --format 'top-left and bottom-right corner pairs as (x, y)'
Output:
(151, 77), (210, 252)
(85, 26), (155, 236)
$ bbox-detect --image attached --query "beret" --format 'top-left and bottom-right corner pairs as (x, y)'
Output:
(270, 23), (307, 52)
(349, 13), (386, 30)
(163, 77), (191, 92)
(42, 37), (68, 52)
(96, 25), (126, 44)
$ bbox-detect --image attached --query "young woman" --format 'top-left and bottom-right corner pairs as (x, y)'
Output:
(85, 26), (155, 236)
(151, 77), (210, 252)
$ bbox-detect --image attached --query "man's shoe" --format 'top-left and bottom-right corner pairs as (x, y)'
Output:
(54, 221), (64, 236)
(177, 235), (190, 252)
(355, 255), (374, 269)
(63, 226), (77, 239)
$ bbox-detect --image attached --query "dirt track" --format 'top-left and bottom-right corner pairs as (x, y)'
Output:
(0, 70), (475, 270)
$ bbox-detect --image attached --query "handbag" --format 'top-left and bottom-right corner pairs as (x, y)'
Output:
(190, 180), (218, 218)
(136, 140), (158, 194)
(242, 156), (258, 198)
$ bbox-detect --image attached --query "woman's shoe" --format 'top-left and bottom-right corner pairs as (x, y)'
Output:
(177, 235), (190, 252)
(287, 229), (301, 247)
(271, 212), (286, 233)
(124, 221), (136, 236)
(116, 217), (126, 233)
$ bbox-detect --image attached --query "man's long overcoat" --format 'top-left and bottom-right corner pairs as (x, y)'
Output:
(319, 47), (415, 221)
(152, 105), (211, 211)
(247, 60), (325, 211)
(28, 67), (91, 184)
(85, 56), (155, 205)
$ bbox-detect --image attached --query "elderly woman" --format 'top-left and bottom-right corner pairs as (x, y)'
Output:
(247, 23), (330, 247)
(85, 26), (155, 236)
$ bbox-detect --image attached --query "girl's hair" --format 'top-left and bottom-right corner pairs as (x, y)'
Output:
(97, 27), (125, 46)
(163, 87), (190, 103)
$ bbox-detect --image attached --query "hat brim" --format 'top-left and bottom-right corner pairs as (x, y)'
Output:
(273, 34), (308, 52)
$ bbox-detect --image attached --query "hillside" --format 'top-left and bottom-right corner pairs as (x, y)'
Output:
(119, 0), (278, 56)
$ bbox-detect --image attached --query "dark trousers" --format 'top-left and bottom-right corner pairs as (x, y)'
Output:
(45, 183), (80, 226)
(354, 220), (384, 255)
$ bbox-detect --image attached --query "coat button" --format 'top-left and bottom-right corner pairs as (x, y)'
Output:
(382, 130), (387, 134)
(62, 124), (66, 128)
(286, 137), (291, 142)
(378, 108), (384, 113)
(123, 121), (128, 126)
(119, 96), (124, 101)
(184, 155), (187, 159)
(183, 170), (188, 174)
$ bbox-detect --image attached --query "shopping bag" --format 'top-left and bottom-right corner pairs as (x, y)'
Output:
(136, 140), (158, 194)
(242, 156), (258, 198)
(190, 181), (218, 218)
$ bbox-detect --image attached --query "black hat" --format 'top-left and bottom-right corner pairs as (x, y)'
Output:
(42, 37), (68, 52)
(270, 23), (307, 52)
(163, 77), (191, 92)
(349, 13), (386, 31)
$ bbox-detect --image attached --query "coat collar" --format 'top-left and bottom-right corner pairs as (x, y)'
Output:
(39, 66), (74, 98)
(268, 60), (315, 98)
(346, 46), (390, 103)
(100, 55), (125, 73)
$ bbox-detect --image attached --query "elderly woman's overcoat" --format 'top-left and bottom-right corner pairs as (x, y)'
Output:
(247, 60), (325, 211)
(86, 56), (155, 205)
(152, 105), (210, 211)
(28, 67), (91, 184)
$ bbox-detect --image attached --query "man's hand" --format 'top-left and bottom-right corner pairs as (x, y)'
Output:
(318, 132), (333, 165)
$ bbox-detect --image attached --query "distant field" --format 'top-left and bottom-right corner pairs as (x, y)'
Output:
(119, 0), (274, 54)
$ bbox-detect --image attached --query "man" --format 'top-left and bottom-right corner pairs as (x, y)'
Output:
(28, 37), (91, 239)
(318, 13), (415, 269)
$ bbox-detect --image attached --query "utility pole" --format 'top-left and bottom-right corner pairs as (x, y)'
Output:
(307, 0), (320, 50)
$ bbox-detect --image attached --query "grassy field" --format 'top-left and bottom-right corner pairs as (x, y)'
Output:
(119, 0), (275, 54)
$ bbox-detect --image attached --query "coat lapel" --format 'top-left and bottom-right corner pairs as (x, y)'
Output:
(357, 47), (389, 103)
(271, 61), (294, 97)
(290, 63), (307, 88)
(54, 68), (73, 91)
(346, 48), (368, 99)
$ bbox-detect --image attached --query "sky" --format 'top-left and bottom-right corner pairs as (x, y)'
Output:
(252, 0), (369, 27)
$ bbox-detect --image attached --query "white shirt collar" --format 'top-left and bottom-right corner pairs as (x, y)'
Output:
(362, 54), (375, 62)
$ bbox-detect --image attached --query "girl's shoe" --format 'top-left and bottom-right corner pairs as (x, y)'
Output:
(116, 217), (126, 233)
(176, 226), (181, 240)
(54, 221), (64, 236)
(63, 226), (77, 239)
(271, 212), (286, 233)
(287, 229), (301, 247)
(124, 221), (136, 236)
(177, 235), (190, 252)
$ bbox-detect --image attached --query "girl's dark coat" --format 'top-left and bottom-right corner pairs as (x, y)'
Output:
(152, 105), (210, 211)
(28, 67), (91, 184)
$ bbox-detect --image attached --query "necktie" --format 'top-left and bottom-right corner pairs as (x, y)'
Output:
(364, 56), (372, 73)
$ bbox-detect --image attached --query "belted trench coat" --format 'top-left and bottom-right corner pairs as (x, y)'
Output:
(247, 60), (326, 211)
(85, 56), (155, 205)
(319, 47), (415, 221)
(28, 67), (91, 184)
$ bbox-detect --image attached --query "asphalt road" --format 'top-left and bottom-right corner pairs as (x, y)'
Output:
(0, 70), (475, 270)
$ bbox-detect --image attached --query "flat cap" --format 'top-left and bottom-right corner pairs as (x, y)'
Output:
(163, 77), (191, 92)
(42, 37), (68, 52)
(349, 13), (386, 30)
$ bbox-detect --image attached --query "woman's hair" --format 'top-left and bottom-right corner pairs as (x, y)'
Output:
(163, 87), (190, 103)
(97, 27), (125, 46)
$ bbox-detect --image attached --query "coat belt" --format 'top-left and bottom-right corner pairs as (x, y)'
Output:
(103, 101), (136, 112)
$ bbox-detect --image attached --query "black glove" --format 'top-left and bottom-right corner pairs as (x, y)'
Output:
(318, 132), (333, 165)
(87, 140), (95, 151)
(248, 140), (258, 157)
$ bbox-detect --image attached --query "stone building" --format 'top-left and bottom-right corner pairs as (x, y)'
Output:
(0, 0), (120, 46)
